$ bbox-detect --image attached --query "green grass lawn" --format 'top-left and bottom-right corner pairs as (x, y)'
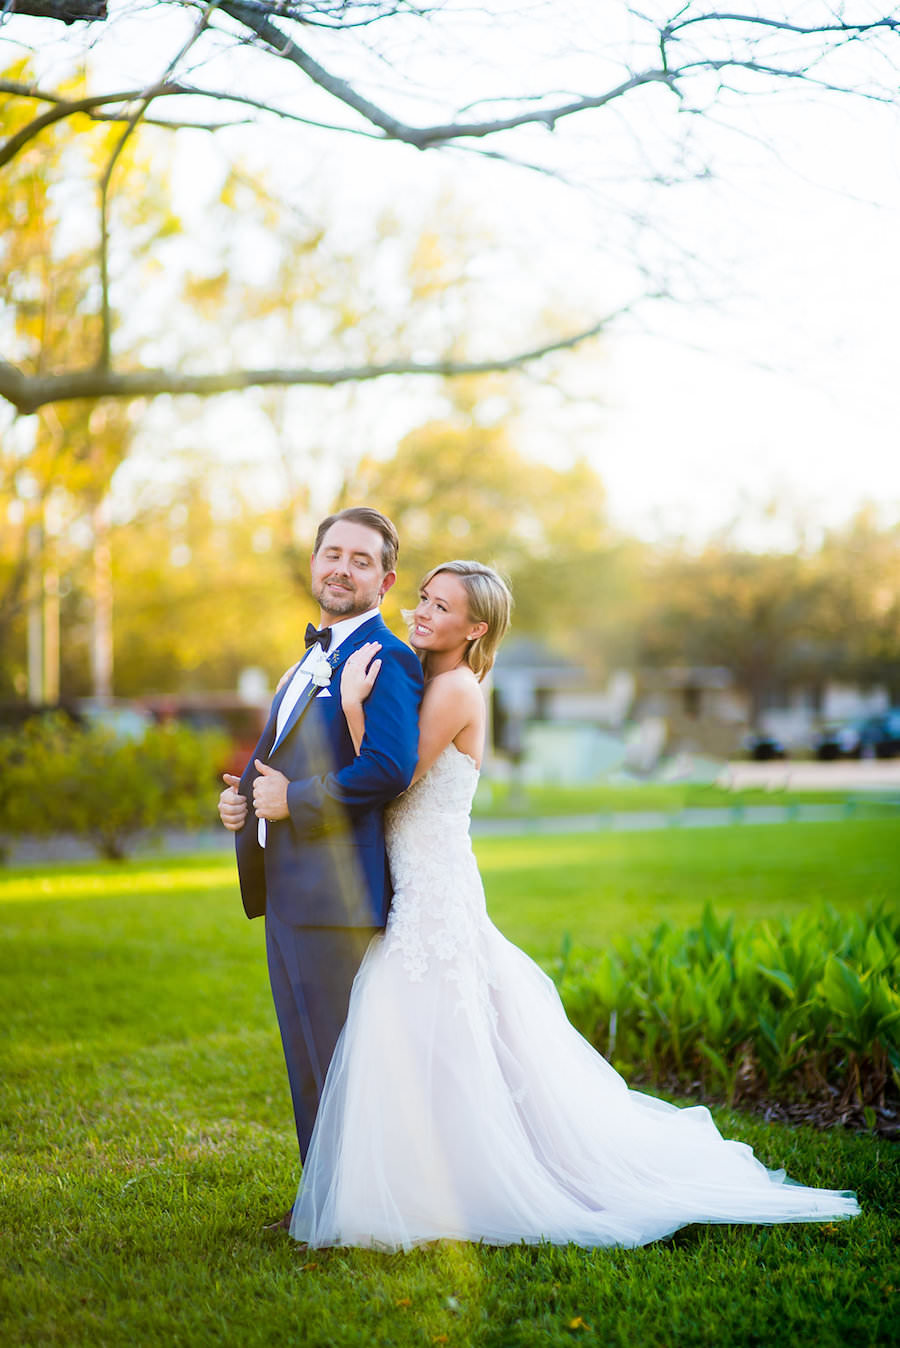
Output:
(480, 816), (900, 959)
(472, 780), (860, 816)
(1, 820), (898, 1347)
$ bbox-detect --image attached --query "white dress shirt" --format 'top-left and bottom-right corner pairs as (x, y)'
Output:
(258, 607), (381, 847)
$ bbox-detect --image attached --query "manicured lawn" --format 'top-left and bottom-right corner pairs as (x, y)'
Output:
(480, 817), (900, 958)
(1, 821), (898, 1346)
(472, 780), (857, 816)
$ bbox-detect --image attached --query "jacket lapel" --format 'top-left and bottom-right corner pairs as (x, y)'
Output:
(269, 645), (340, 756)
(269, 614), (388, 755)
(248, 679), (291, 767)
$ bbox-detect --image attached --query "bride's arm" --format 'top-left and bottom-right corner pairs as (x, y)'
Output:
(409, 669), (483, 784)
(342, 648), (483, 777)
(340, 643), (383, 754)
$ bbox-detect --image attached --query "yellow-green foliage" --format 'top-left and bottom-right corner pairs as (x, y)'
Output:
(0, 713), (227, 859)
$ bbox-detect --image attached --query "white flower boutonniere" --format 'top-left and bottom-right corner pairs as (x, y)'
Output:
(310, 664), (331, 688)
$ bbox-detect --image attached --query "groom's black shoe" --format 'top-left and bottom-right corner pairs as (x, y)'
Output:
(263, 1207), (294, 1232)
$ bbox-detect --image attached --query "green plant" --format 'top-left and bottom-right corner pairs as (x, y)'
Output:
(555, 904), (900, 1125)
(0, 714), (227, 860)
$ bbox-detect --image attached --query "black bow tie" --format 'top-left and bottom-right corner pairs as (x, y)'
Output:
(304, 622), (332, 653)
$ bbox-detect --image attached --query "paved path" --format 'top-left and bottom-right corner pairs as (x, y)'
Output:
(470, 802), (870, 837)
(720, 760), (900, 791)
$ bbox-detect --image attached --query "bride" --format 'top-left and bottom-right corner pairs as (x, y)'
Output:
(290, 559), (859, 1250)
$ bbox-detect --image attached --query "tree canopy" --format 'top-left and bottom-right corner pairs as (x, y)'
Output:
(2, 3), (897, 714)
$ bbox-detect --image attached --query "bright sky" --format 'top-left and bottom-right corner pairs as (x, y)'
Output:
(593, 94), (900, 544)
(5, 2), (900, 545)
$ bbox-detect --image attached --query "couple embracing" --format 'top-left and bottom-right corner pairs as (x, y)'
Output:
(218, 506), (858, 1251)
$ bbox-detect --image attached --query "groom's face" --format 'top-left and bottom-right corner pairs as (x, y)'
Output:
(311, 520), (396, 621)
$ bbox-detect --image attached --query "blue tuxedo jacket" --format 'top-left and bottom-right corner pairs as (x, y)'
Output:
(234, 615), (423, 927)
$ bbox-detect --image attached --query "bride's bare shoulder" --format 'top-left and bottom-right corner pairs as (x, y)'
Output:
(424, 666), (482, 704)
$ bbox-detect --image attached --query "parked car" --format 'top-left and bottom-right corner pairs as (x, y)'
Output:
(76, 699), (154, 740)
(743, 731), (787, 761)
(814, 709), (900, 760)
(813, 718), (865, 760)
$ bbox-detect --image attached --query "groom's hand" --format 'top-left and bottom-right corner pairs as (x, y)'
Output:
(218, 773), (248, 831)
(253, 759), (290, 821)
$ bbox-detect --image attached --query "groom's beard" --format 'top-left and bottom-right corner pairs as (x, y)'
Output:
(313, 573), (381, 618)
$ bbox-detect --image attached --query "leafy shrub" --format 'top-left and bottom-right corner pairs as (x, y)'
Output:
(0, 713), (228, 860)
(553, 903), (900, 1127)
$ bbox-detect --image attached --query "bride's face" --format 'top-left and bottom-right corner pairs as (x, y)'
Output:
(411, 572), (486, 655)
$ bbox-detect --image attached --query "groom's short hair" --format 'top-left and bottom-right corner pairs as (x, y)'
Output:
(314, 507), (399, 574)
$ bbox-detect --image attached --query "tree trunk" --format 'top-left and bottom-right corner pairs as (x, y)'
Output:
(26, 523), (43, 705)
(92, 502), (113, 702)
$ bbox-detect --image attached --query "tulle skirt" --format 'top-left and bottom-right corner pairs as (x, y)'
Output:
(291, 921), (859, 1250)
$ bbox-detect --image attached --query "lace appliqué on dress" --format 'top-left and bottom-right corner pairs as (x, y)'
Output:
(383, 745), (494, 1009)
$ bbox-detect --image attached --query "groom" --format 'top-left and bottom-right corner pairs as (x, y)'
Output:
(217, 506), (423, 1217)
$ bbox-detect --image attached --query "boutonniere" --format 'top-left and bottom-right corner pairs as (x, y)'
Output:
(310, 662), (332, 688)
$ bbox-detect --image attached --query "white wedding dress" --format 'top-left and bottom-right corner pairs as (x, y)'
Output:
(290, 744), (859, 1250)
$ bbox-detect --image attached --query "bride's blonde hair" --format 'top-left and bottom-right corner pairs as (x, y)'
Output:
(412, 560), (513, 682)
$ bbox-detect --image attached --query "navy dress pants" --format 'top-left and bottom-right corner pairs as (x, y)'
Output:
(265, 904), (377, 1162)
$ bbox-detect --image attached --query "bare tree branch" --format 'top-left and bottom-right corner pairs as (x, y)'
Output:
(0, 309), (626, 414)
(214, 4), (900, 146)
(1, 0), (420, 22)
(0, 79), (385, 168)
(2, 3), (898, 418)
(212, 0), (416, 30)
(6, 5), (897, 161)
(96, 5), (220, 369)
(675, 55), (898, 103)
(0, 85), (174, 170)
(220, 1), (681, 146)
(87, 109), (253, 131)
(664, 11), (900, 40)
(4, 0), (106, 20)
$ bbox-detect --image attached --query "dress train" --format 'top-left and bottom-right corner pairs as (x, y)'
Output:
(291, 746), (859, 1250)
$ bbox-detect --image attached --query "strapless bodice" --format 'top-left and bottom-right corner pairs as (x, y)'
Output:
(386, 742), (479, 831)
(382, 743), (485, 982)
